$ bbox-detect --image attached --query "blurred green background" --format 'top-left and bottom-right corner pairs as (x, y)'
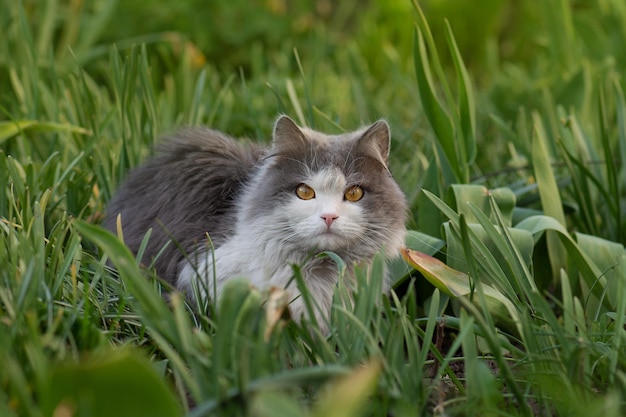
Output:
(2, 1), (626, 416)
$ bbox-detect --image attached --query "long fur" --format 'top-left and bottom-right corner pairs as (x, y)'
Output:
(103, 128), (265, 282)
(104, 116), (407, 327)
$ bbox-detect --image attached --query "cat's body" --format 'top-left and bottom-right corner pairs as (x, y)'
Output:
(104, 116), (407, 325)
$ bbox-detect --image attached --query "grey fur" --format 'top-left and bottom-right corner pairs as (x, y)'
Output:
(104, 117), (407, 297)
(103, 128), (265, 283)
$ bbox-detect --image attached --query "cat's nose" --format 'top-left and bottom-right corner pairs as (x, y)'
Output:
(321, 214), (339, 227)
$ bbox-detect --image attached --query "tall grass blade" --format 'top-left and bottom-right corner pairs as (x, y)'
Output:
(412, 27), (458, 181)
(444, 20), (476, 165)
(531, 112), (567, 284)
(0, 120), (91, 144)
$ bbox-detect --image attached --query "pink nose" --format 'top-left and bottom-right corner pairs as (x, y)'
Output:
(321, 214), (339, 227)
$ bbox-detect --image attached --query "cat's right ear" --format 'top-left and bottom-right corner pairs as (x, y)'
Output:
(358, 120), (391, 168)
(272, 116), (306, 149)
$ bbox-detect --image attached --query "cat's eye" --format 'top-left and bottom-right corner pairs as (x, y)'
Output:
(295, 183), (315, 200)
(344, 185), (364, 202)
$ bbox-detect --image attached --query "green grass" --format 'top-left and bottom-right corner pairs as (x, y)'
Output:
(1, 0), (626, 416)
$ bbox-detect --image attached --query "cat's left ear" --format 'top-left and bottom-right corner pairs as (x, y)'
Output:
(358, 120), (391, 168)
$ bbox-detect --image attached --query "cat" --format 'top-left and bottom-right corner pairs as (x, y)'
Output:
(104, 116), (407, 328)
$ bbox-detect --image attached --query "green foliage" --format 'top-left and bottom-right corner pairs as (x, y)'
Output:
(41, 350), (182, 417)
(1, 0), (626, 416)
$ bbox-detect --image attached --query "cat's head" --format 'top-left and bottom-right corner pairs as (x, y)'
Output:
(238, 116), (407, 263)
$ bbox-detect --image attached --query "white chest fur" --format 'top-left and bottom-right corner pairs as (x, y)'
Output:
(177, 227), (342, 325)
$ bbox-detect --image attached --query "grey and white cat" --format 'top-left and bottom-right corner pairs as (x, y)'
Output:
(104, 116), (407, 326)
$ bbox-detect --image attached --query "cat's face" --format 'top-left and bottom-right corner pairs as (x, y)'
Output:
(238, 116), (407, 262)
(285, 167), (370, 253)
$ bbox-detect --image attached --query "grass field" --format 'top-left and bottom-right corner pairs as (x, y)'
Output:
(1, 0), (626, 416)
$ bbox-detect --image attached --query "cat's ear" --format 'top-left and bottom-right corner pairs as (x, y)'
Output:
(272, 116), (306, 149)
(358, 120), (391, 168)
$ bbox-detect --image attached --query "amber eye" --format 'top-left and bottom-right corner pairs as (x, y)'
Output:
(344, 185), (364, 202)
(295, 183), (315, 200)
